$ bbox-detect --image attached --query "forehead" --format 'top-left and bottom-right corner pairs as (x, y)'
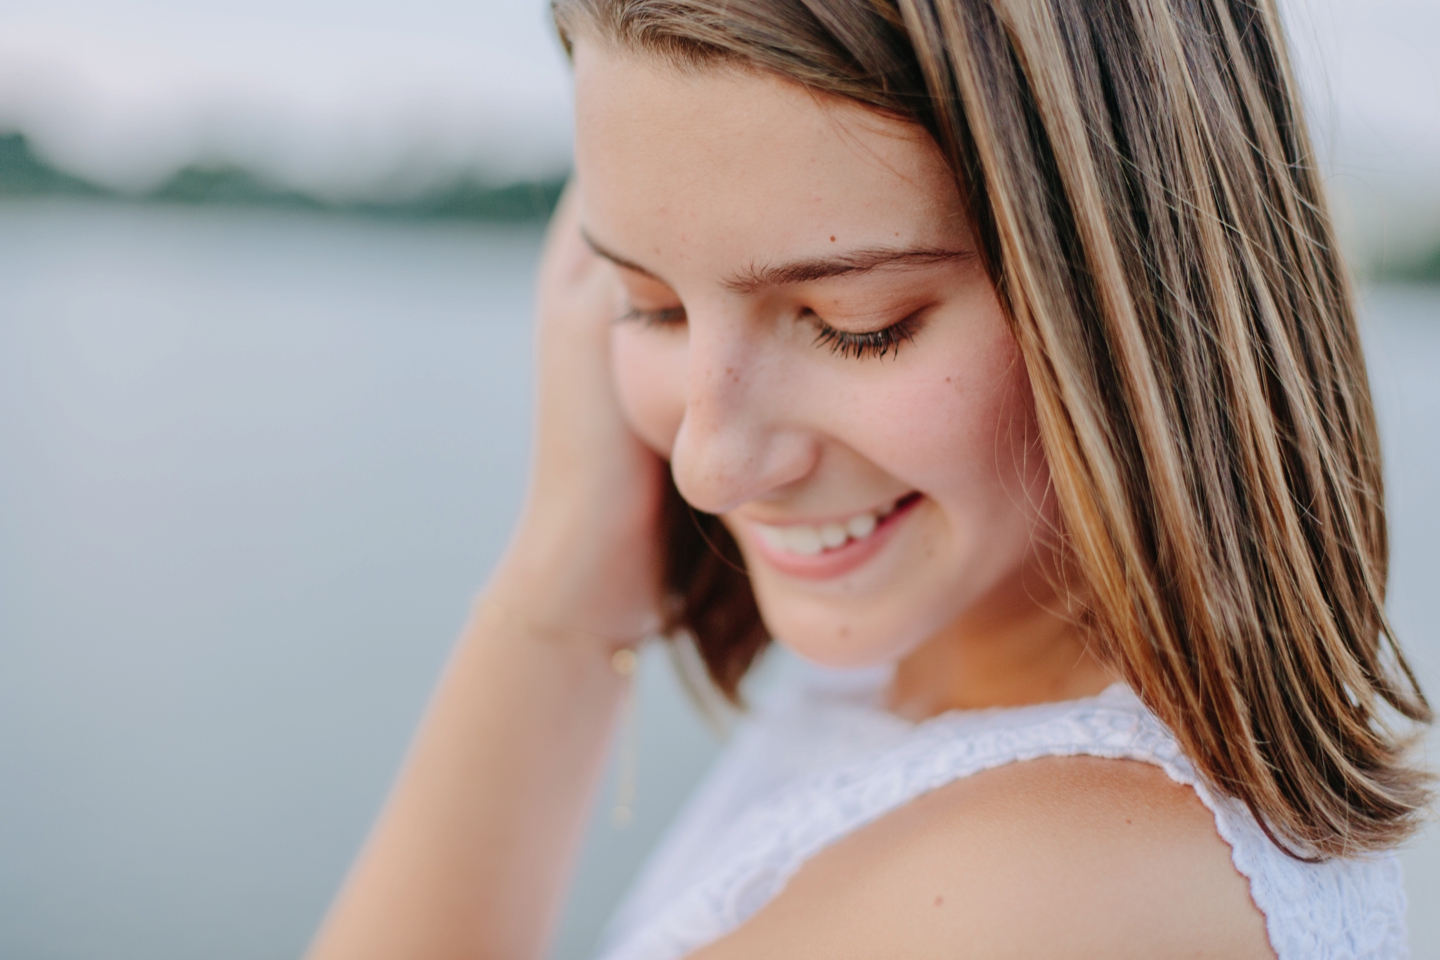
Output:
(572, 42), (967, 279)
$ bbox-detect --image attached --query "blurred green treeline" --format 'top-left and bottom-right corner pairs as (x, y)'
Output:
(3, 130), (1439, 280)
(0, 132), (564, 222)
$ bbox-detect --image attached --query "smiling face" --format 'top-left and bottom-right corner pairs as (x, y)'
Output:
(575, 44), (1064, 670)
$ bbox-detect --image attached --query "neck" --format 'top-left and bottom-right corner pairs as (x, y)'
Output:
(883, 570), (1114, 721)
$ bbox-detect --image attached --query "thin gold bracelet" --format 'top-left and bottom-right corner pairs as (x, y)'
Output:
(477, 596), (645, 660)
(610, 647), (640, 828)
(477, 596), (646, 827)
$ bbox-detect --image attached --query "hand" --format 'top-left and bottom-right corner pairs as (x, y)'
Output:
(494, 182), (669, 647)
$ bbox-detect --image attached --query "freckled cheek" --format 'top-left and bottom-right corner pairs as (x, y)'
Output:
(845, 389), (991, 497)
(845, 356), (1040, 507)
(611, 325), (687, 458)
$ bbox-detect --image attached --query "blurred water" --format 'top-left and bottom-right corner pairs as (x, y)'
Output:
(0, 201), (1434, 960)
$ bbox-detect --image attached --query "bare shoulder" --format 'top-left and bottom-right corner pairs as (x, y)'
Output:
(691, 756), (1275, 960)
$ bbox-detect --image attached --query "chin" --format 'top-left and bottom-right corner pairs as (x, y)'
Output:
(752, 591), (930, 670)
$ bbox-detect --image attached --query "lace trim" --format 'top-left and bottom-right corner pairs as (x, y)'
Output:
(597, 687), (1406, 960)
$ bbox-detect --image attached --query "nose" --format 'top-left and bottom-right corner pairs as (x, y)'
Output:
(668, 311), (818, 515)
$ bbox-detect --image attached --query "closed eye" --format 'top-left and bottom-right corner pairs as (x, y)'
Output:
(615, 305), (687, 327)
(809, 310), (923, 360)
(617, 303), (923, 360)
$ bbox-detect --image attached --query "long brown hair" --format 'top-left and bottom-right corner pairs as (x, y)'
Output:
(553, 0), (1433, 858)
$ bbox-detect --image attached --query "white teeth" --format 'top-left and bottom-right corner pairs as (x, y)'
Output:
(755, 525), (786, 551)
(785, 525), (824, 556)
(845, 513), (876, 539)
(753, 498), (907, 558)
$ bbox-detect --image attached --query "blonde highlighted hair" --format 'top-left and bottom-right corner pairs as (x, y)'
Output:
(553, 0), (1433, 858)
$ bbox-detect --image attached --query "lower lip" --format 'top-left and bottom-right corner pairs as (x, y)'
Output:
(744, 493), (923, 581)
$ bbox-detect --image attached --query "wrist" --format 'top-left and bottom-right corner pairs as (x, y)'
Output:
(492, 510), (662, 645)
(472, 590), (649, 658)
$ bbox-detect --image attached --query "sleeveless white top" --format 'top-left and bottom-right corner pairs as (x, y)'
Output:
(596, 656), (1409, 960)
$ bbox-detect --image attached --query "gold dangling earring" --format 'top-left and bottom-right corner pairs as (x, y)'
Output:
(609, 646), (641, 828)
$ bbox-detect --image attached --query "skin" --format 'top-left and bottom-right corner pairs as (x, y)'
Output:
(303, 40), (1274, 960)
(581, 46), (1111, 714)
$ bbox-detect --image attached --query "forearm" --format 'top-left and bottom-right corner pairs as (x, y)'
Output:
(305, 576), (630, 960)
(305, 182), (665, 960)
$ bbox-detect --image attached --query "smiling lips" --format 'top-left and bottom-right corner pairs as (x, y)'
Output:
(752, 497), (904, 556)
(744, 492), (923, 580)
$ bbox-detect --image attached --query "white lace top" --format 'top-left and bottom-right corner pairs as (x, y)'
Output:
(596, 655), (1409, 960)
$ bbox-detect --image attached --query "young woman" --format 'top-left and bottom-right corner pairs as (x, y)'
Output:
(306, 1), (1433, 957)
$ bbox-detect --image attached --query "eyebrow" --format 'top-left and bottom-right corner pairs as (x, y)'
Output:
(582, 229), (973, 293)
(582, 230), (666, 280)
(721, 246), (975, 294)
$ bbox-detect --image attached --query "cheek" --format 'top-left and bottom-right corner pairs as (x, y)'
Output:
(859, 329), (1041, 508)
(611, 324), (687, 458)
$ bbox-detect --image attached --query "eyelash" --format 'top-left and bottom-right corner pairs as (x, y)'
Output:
(809, 310), (921, 360)
(616, 306), (687, 327)
(616, 306), (922, 360)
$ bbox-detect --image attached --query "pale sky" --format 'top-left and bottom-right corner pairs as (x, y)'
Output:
(0, 0), (574, 194)
(0, 0), (1437, 210)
